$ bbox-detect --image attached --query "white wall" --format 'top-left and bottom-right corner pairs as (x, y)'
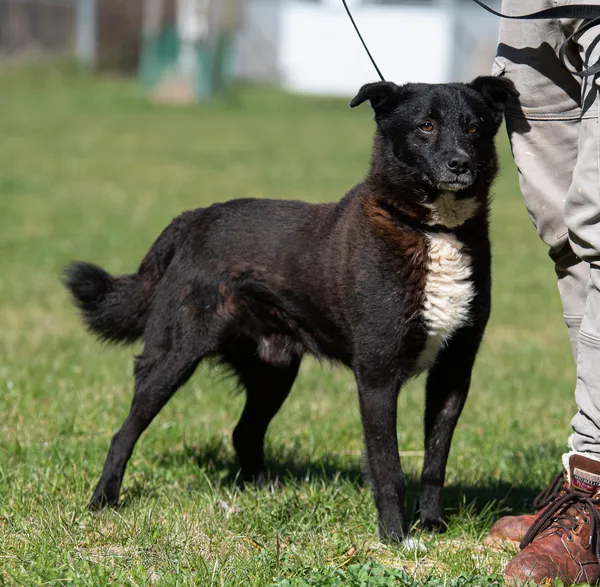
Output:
(278, 1), (453, 97)
(236, 0), (280, 82)
(450, 2), (500, 81)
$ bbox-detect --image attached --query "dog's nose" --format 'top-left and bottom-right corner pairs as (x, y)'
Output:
(446, 155), (471, 175)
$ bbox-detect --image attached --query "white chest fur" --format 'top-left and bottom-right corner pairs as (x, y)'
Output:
(425, 192), (481, 229)
(416, 232), (475, 371)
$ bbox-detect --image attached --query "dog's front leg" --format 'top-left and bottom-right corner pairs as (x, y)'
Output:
(355, 366), (407, 543)
(419, 325), (484, 531)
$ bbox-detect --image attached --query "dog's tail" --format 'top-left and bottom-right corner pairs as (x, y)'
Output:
(63, 214), (188, 344)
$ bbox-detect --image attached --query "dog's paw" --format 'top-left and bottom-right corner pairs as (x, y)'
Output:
(419, 515), (447, 533)
(242, 469), (280, 491)
(250, 470), (268, 489)
(378, 525), (408, 546)
(87, 487), (119, 511)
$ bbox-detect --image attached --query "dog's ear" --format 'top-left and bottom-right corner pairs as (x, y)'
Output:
(469, 76), (519, 124)
(350, 81), (403, 116)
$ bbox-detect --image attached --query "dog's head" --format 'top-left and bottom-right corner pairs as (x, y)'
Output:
(350, 77), (517, 196)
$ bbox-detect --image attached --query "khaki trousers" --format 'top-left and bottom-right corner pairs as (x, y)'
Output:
(496, 1), (600, 451)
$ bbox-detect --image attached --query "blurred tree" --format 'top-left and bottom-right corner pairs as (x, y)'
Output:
(212, 0), (242, 94)
(139, 0), (242, 103)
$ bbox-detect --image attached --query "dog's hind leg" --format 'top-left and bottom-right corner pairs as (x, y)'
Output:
(225, 338), (301, 486)
(88, 348), (202, 510)
(418, 326), (484, 531)
(87, 306), (220, 510)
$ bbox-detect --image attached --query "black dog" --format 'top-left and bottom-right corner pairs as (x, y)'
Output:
(64, 76), (516, 542)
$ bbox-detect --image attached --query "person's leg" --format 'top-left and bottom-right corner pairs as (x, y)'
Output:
(495, 6), (588, 360)
(506, 120), (588, 359)
(560, 24), (600, 452)
(485, 0), (588, 548)
(505, 18), (600, 587)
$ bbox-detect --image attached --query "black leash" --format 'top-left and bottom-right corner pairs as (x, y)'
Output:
(341, 0), (385, 81)
(342, 0), (600, 82)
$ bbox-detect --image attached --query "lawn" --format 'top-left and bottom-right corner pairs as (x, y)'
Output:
(0, 64), (576, 586)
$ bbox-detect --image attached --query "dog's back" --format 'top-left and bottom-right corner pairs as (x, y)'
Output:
(65, 196), (359, 363)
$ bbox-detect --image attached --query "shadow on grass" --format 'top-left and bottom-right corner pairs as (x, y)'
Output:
(156, 436), (366, 485)
(121, 437), (565, 522)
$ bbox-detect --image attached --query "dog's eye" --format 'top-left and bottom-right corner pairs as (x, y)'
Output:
(419, 122), (434, 133)
(466, 124), (478, 134)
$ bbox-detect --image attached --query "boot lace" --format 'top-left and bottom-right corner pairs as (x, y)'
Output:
(520, 489), (600, 562)
(532, 472), (566, 510)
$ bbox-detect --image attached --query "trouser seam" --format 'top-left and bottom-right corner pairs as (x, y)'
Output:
(564, 314), (583, 323)
(579, 331), (600, 348)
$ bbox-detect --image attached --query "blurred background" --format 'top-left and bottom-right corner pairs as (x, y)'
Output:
(0, 0), (502, 101)
(2, 1), (579, 584)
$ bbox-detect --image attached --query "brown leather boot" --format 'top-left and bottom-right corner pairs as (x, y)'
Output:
(503, 453), (600, 586)
(485, 471), (565, 548)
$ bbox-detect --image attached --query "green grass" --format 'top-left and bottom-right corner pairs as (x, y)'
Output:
(0, 64), (576, 586)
